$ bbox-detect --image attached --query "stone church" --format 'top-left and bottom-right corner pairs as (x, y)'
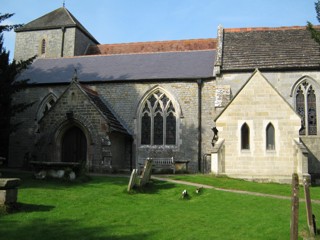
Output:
(8, 7), (320, 183)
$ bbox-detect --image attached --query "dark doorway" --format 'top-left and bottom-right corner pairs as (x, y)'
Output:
(61, 126), (87, 163)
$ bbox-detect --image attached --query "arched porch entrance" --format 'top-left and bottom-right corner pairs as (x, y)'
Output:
(61, 126), (87, 163)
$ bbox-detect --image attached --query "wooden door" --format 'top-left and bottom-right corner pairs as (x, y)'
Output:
(61, 126), (87, 163)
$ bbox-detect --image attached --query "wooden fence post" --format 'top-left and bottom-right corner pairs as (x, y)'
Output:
(303, 175), (316, 236)
(290, 173), (299, 240)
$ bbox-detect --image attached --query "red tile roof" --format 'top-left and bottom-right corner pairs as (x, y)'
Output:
(86, 38), (217, 55)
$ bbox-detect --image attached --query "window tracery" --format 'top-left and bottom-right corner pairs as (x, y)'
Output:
(295, 81), (317, 135)
(140, 90), (177, 146)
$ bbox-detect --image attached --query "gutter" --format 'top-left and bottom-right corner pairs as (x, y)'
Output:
(61, 27), (66, 57)
(197, 79), (203, 172)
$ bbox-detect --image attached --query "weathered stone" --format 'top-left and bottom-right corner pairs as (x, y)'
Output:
(35, 170), (47, 179)
(69, 171), (76, 181)
(140, 159), (153, 187)
(0, 178), (21, 190)
(0, 189), (18, 204)
(56, 170), (65, 179)
(127, 169), (138, 192)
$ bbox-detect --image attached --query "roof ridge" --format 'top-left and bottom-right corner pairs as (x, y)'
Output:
(224, 25), (320, 33)
(34, 49), (216, 60)
(63, 7), (77, 25)
(79, 84), (99, 96)
(95, 38), (217, 46)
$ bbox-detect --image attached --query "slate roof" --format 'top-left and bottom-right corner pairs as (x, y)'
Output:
(86, 39), (217, 55)
(15, 7), (98, 44)
(221, 26), (320, 71)
(79, 84), (130, 135)
(18, 50), (216, 84)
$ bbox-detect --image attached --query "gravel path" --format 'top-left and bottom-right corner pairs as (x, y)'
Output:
(152, 176), (320, 204)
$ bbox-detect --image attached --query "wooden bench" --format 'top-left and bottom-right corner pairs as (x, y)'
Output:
(140, 157), (175, 174)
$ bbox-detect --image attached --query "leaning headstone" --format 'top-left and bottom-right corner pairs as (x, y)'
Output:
(127, 169), (138, 192)
(303, 175), (316, 236)
(290, 173), (299, 240)
(35, 170), (47, 179)
(69, 171), (76, 181)
(0, 178), (21, 205)
(140, 158), (153, 187)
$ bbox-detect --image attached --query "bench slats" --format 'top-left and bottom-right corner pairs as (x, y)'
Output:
(140, 157), (175, 174)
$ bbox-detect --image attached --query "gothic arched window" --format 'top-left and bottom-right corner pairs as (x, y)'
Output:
(241, 123), (250, 150)
(140, 90), (177, 146)
(266, 123), (275, 150)
(36, 93), (57, 121)
(295, 81), (317, 135)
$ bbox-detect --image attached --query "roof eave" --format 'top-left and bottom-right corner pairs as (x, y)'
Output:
(221, 66), (320, 73)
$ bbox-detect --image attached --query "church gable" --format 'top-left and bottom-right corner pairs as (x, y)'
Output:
(39, 80), (128, 135)
(215, 70), (303, 180)
(14, 7), (98, 61)
(15, 7), (98, 44)
(216, 70), (300, 123)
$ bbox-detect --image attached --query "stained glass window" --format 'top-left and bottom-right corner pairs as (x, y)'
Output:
(154, 113), (163, 145)
(166, 112), (176, 145)
(141, 113), (151, 145)
(296, 86), (305, 135)
(307, 86), (317, 135)
(241, 123), (250, 150)
(295, 81), (317, 135)
(140, 90), (177, 145)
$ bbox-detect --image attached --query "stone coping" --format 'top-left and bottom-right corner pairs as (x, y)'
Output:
(0, 178), (21, 189)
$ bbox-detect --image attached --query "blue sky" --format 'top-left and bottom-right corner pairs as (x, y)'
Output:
(1, 0), (318, 60)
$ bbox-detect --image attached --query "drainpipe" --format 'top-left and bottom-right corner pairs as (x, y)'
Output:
(197, 79), (203, 172)
(61, 27), (66, 57)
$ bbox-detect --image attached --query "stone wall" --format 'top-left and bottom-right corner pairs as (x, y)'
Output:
(215, 71), (303, 182)
(14, 27), (96, 61)
(217, 70), (320, 177)
(74, 29), (97, 56)
(9, 86), (66, 167)
(9, 79), (219, 172)
(91, 80), (217, 173)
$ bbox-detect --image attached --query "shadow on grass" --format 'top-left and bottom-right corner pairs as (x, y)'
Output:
(13, 202), (55, 213)
(1, 202), (55, 216)
(1, 170), (131, 190)
(0, 218), (154, 240)
(129, 179), (176, 194)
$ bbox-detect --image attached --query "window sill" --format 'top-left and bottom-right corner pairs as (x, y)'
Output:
(240, 149), (251, 154)
(266, 150), (276, 154)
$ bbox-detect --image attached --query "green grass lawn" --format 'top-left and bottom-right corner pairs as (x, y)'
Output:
(0, 171), (318, 240)
(169, 174), (320, 200)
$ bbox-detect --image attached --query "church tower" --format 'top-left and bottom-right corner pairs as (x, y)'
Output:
(14, 7), (99, 61)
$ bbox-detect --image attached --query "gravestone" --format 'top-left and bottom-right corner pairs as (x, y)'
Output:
(140, 158), (153, 187)
(0, 178), (21, 205)
(303, 175), (316, 236)
(127, 169), (138, 192)
(290, 173), (299, 240)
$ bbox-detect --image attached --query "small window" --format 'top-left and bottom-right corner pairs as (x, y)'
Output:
(241, 123), (250, 150)
(266, 123), (275, 150)
(41, 39), (46, 55)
